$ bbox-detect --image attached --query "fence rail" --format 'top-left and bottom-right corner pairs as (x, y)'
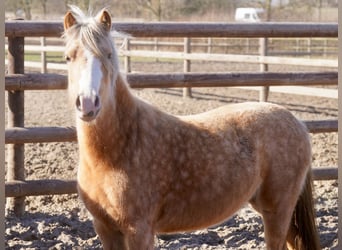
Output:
(5, 21), (338, 38)
(119, 50), (337, 68)
(4, 119), (338, 145)
(5, 166), (337, 198)
(125, 72), (338, 88)
(5, 72), (338, 91)
(12, 37), (338, 59)
(5, 21), (338, 216)
(5, 127), (77, 144)
(6, 180), (78, 197)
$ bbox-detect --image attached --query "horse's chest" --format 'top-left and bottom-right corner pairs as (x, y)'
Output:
(77, 162), (127, 222)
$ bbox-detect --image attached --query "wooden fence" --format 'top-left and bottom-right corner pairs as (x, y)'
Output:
(120, 37), (338, 57)
(18, 36), (339, 56)
(5, 38), (338, 100)
(5, 36), (338, 69)
(5, 21), (338, 216)
(6, 34), (337, 100)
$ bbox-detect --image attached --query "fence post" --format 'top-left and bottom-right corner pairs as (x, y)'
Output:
(296, 38), (299, 56)
(154, 37), (159, 63)
(323, 38), (327, 58)
(259, 37), (269, 102)
(124, 38), (131, 73)
(246, 38), (250, 54)
(40, 37), (47, 73)
(183, 37), (192, 98)
(207, 37), (212, 54)
(6, 33), (25, 216)
(307, 38), (311, 58)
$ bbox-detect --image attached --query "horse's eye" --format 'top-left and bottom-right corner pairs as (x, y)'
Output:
(65, 55), (71, 62)
(108, 53), (112, 59)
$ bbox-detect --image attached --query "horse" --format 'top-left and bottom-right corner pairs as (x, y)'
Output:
(63, 6), (320, 250)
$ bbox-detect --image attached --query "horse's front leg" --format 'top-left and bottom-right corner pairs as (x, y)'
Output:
(125, 221), (155, 250)
(125, 234), (154, 250)
(93, 218), (155, 250)
(93, 218), (126, 250)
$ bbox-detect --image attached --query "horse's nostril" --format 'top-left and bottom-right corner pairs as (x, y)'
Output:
(86, 111), (94, 117)
(94, 96), (100, 108)
(76, 95), (81, 111)
(75, 94), (100, 120)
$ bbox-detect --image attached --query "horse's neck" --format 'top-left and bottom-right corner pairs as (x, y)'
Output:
(114, 74), (137, 124)
(77, 74), (137, 162)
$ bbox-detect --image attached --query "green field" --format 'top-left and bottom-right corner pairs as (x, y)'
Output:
(24, 51), (65, 63)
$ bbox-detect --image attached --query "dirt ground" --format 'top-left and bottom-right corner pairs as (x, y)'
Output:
(5, 61), (338, 249)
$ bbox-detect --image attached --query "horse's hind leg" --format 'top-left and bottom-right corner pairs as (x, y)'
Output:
(250, 179), (303, 250)
(259, 207), (294, 250)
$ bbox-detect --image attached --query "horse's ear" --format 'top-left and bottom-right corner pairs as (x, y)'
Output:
(96, 10), (112, 32)
(64, 11), (77, 30)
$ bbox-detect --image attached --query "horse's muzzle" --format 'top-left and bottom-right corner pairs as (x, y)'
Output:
(75, 94), (101, 122)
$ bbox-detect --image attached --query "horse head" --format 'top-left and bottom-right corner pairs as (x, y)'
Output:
(63, 6), (119, 122)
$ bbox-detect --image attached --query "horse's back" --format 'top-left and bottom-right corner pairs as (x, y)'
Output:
(184, 101), (309, 147)
(184, 102), (302, 127)
(201, 101), (311, 175)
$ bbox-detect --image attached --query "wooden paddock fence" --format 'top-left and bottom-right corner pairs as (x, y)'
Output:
(4, 37), (338, 72)
(5, 21), (338, 216)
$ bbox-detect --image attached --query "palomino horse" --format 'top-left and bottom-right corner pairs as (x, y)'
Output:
(63, 6), (320, 250)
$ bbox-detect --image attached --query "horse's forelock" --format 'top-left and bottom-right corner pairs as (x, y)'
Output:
(80, 22), (109, 57)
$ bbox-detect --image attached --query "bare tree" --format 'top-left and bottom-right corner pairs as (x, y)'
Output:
(134, 0), (162, 20)
(80, 0), (90, 11)
(264, 0), (271, 21)
(21, 0), (32, 19)
(60, 0), (92, 13)
(36, 0), (48, 17)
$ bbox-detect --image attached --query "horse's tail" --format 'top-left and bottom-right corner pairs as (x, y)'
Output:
(286, 170), (321, 250)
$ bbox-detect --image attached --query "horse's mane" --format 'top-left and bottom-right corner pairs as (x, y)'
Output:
(62, 5), (119, 73)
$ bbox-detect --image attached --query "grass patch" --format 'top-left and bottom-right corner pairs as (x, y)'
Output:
(20, 52), (179, 64)
(118, 56), (182, 64)
(25, 51), (65, 63)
